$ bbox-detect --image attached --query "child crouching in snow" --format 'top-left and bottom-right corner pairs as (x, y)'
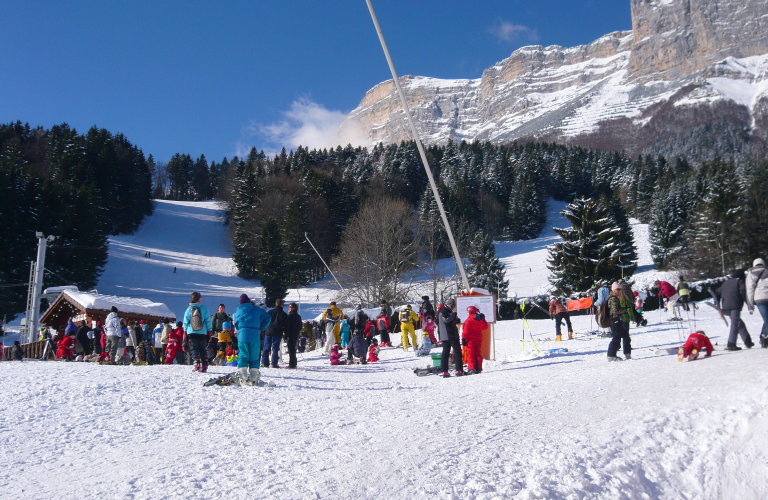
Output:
(423, 315), (438, 346)
(679, 331), (714, 361)
(368, 338), (380, 362)
(415, 328), (432, 356)
(329, 344), (344, 365)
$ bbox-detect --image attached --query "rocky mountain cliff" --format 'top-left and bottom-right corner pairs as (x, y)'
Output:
(340, 0), (768, 158)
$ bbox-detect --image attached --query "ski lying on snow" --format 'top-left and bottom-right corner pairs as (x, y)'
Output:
(203, 373), (276, 387)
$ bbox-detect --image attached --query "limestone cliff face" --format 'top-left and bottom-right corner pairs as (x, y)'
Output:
(629, 0), (768, 81)
(340, 0), (768, 152)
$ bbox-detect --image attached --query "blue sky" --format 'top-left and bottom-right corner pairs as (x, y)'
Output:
(0, 1), (630, 162)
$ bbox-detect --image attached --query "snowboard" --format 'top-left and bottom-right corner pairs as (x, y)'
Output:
(203, 373), (275, 388)
(413, 366), (442, 377)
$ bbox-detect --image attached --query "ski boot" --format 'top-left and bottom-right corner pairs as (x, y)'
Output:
(248, 368), (261, 386)
(201, 363), (208, 373)
(677, 347), (684, 362)
(193, 361), (201, 372)
(568, 331), (573, 340)
(607, 356), (623, 362)
(725, 344), (742, 351)
(466, 369), (477, 375)
(235, 367), (250, 386)
(555, 334), (562, 342)
(441, 371), (450, 378)
(454, 370), (465, 377)
(689, 349), (699, 361)
(624, 353), (631, 360)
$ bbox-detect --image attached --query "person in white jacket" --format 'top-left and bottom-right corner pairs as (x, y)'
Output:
(104, 307), (122, 362)
(746, 258), (768, 347)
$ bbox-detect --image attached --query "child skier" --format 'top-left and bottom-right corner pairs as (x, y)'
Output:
(215, 321), (233, 365)
(422, 315), (438, 346)
(678, 330), (714, 361)
(376, 309), (391, 347)
(164, 325), (183, 364)
(56, 332), (75, 360)
(363, 319), (377, 346)
(339, 318), (351, 348)
(329, 344), (344, 365)
(415, 327), (432, 356)
(367, 338), (380, 362)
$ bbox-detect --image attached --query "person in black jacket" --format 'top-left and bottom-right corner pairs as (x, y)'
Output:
(76, 321), (92, 356)
(419, 296), (435, 330)
(285, 303), (303, 369)
(262, 299), (288, 368)
(12, 341), (24, 361)
(716, 269), (754, 350)
(438, 300), (464, 377)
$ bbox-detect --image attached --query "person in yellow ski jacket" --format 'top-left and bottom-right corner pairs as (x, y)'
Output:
(322, 302), (344, 343)
(399, 305), (419, 351)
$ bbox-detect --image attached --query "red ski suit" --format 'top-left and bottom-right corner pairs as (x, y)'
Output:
(363, 321), (377, 340)
(462, 313), (488, 371)
(164, 329), (184, 365)
(367, 344), (379, 363)
(683, 332), (713, 358)
(56, 336), (74, 359)
(658, 281), (677, 299)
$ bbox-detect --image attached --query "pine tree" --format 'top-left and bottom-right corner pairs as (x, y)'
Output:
(547, 197), (632, 293)
(603, 195), (638, 276)
(466, 230), (508, 298)
(649, 185), (688, 269)
(231, 162), (260, 278)
(506, 152), (547, 240)
(257, 218), (288, 307)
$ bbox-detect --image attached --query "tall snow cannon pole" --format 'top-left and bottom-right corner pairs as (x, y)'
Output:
(363, 0), (470, 293)
(304, 232), (352, 304)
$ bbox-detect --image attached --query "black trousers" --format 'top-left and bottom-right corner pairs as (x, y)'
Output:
(440, 338), (462, 373)
(607, 318), (631, 357)
(554, 312), (572, 336)
(379, 329), (391, 345)
(187, 334), (209, 366)
(287, 334), (299, 368)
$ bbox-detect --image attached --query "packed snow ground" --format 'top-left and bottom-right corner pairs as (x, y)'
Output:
(2, 305), (767, 499)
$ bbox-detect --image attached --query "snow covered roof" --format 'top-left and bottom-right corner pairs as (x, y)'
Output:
(62, 290), (176, 319)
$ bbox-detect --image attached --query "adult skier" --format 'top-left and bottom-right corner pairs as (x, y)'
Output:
(745, 258), (768, 347)
(375, 309), (391, 347)
(676, 276), (691, 312)
(322, 302), (344, 345)
(653, 280), (681, 321)
(399, 305), (419, 351)
(262, 298), (288, 368)
(353, 305), (369, 337)
(232, 293), (271, 385)
(549, 296), (573, 341)
(438, 300), (464, 377)
(76, 320), (92, 356)
(183, 291), (213, 372)
(462, 306), (488, 374)
(419, 296), (435, 329)
(285, 302), (303, 369)
(606, 282), (633, 361)
(104, 306), (122, 362)
(715, 269), (754, 350)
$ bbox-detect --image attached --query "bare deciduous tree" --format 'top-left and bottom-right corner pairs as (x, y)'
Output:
(331, 196), (418, 305)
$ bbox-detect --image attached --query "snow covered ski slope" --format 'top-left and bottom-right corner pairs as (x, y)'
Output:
(97, 200), (337, 319)
(2, 305), (767, 499)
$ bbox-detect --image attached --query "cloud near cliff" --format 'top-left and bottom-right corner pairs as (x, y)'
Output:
(235, 98), (369, 157)
(487, 20), (540, 44)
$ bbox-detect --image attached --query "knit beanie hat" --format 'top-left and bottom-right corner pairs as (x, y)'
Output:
(190, 291), (201, 303)
(611, 282), (621, 291)
(754, 258), (765, 267)
(239, 293), (250, 305)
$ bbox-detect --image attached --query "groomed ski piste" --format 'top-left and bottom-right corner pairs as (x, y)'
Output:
(2, 200), (767, 499)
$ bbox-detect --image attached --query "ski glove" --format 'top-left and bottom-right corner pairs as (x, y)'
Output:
(462, 338), (468, 347)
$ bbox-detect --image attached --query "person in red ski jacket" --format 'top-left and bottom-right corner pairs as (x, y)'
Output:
(461, 306), (488, 374)
(56, 334), (75, 360)
(375, 310), (391, 347)
(654, 280), (681, 320)
(164, 326), (184, 364)
(680, 331), (714, 360)
(367, 339), (380, 362)
(363, 320), (377, 345)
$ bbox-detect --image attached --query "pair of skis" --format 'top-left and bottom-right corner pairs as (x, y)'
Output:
(203, 373), (276, 387)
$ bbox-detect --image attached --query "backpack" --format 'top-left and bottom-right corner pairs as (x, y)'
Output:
(377, 317), (387, 331)
(190, 307), (204, 331)
(596, 302), (610, 329)
(400, 310), (410, 323)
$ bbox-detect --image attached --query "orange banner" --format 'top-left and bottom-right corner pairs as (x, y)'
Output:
(567, 297), (593, 311)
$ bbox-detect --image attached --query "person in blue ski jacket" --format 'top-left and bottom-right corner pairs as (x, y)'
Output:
(183, 291), (213, 372)
(339, 318), (351, 348)
(233, 293), (271, 386)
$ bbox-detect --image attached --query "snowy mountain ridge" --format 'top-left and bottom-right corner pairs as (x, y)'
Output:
(340, 0), (768, 153)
